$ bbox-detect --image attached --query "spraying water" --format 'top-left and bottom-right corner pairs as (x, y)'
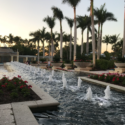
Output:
(78, 77), (82, 88)
(48, 75), (52, 81)
(63, 77), (67, 89)
(104, 86), (111, 99)
(62, 72), (65, 81)
(85, 87), (92, 101)
(52, 70), (54, 76)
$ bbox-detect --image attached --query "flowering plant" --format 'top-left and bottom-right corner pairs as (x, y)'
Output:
(89, 73), (125, 86)
(0, 76), (32, 99)
(74, 59), (91, 62)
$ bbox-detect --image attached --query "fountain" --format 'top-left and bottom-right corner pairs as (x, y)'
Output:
(63, 77), (67, 89)
(78, 77), (82, 88)
(85, 87), (92, 101)
(104, 86), (111, 99)
(48, 75), (52, 81)
(62, 72), (65, 81)
(52, 70), (54, 76)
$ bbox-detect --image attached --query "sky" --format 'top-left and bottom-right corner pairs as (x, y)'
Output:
(0, 0), (124, 53)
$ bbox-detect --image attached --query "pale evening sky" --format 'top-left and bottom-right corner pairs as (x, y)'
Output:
(0, 0), (124, 53)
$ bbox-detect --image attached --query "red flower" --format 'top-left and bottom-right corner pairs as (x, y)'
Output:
(1, 85), (6, 87)
(117, 77), (119, 81)
(24, 81), (28, 83)
(20, 85), (23, 88)
(18, 75), (21, 78)
(28, 85), (32, 88)
(14, 82), (16, 85)
(5, 83), (7, 85)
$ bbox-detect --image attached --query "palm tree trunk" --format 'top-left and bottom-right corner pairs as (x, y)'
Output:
(122, 8), (125, 57)
(106, 43), (108, 51)
(70, 28), (72, 61)
(43, 41), (45, 58)
(74, 7), (76, 60)
(90, 0), (96, 67)
(49, 41), (50, 57)
(38, 40), (39, 65)
(97, 23), (100, 60)
(51, 29), (53, 61)
(86, 28), (89, 54)
(81, 30), (83, 55)
(60, 20), (63, 61)
(99, 24), (103, 56)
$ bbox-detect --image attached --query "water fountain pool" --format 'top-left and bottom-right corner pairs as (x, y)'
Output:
(5, 62), (125, 125)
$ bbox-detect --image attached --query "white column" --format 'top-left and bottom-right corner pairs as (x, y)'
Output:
(11, 55), (13, 61)
(26, 57), (28, 61)
(34, 57), (36, 61)
(17, 52), (19, 62)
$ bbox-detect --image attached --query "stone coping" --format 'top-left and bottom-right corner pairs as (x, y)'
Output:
(80, 77), (125, 93)
(1, 64), (60, 125)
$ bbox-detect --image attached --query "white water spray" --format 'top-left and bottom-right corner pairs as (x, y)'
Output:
(85, 87), (92, 101)
(104, 86), (111, 99)
(78, 77), (82, 88)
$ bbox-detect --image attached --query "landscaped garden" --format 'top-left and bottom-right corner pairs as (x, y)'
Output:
(0, 75), (40, 104)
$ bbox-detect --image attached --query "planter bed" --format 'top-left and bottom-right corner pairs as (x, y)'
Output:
(0, 76), (40, 104)
(88, 73), (125, 87)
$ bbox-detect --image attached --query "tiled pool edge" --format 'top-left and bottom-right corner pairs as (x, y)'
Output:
(2, 79), (59, 125)
(80, 77), (125, 93)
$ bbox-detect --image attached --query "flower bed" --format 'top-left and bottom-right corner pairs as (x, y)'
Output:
(89, 73), (125, 86)
(0, 75), (40, 104)
(74, 60), (91, 62)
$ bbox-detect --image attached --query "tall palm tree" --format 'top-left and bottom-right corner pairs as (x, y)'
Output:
(77, 15), (89, 55)
(29, 30), (41, 64)
(99, 8), (117, 57)
(13, 36), (22, 45)
(43, 16), (55, 61)
(40, 27), (46, 58)
(65, 17), (73, 60)
(51, 6), (64, 61)
(1, 36), (7, 47)
(90, 0), (96, 67)
(62, 0), (81, 60)
(93, 4), (105, 59)
(45, 32), (51, 57)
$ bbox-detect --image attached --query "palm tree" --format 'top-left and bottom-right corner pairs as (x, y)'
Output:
(90, 0), (96, 67)
(1, 36), (7, 46)
(51, 6), (64, 61)
(93, 4), (105, 59)
(43, 16), (55, 61)
(45, 32), (51, 57)
(65, 17), (74, 60)
(102, 35), (110, 51)
(29, 30), (41, 64)
(8, 34), (14, 47)
(99, 8), (117, 57)
(13, 36), (22, 45)
(40, 27), (46, 58)
(77, 15), (90, 55)
(62, 0), (81, 60)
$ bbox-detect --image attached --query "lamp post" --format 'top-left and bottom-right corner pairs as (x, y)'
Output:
(122, 0), (125, 57)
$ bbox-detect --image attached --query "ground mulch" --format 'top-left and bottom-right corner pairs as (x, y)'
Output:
(0, 87), (41, 104)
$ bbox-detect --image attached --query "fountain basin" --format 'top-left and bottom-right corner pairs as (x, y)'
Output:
(64, 64), (72, 70)
(114, 63), (125, 68)
(51, 63), (62, 70)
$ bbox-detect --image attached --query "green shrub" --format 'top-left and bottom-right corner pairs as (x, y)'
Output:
(10, 92), (19, 98)
(53, 55), (61, 63)
(7, 84), (15, 91)
(32, 61), (37, 64)
(0, 90), (3, 95)
(64, 60), (71, 64)
(93, 75), (98, 79)
(40, 58), (46, 62)
(96, 59), (114, 70)
(122, 80), (125, 85)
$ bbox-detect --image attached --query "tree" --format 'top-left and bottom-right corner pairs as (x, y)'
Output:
(13, 36), (22, 45)
(43, 16), (55, 61)
(51, 6), (64, 61)
(90, 0), (96, 67)
(62, 0), (81, 60)
(29, 30), (41, 64)
(77, 15), (89, 55)
(8, 34), (14, 47)
(102, 35), (110, 51)
(65, 17), (74, 60)
(99, 7), (117, 57)
(40, 27), (46, 58)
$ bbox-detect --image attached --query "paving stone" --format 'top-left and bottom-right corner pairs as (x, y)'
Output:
(16, 121), (38, 125)
(0, 104), (11, 110)
(12, 104), (37, 124)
